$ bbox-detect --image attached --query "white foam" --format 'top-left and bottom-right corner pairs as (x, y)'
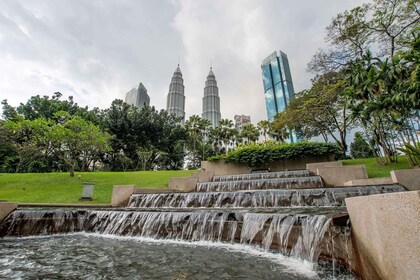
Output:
(81, 232), (317, 277)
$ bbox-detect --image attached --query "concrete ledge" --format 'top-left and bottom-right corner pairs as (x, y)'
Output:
(343, 177), (393, 187)
(391, 169), (420, 191)
(111, 185), (135, 207)
(345, 191), (420, 280)
(317, 165), (368, 187)
(202, 156), (335, 176)
(18, 203), (112, 208)
(168, 176), (198, 192)
(306, 161), (342, 175)
(191, 171), (215, 182)
(0, 202), (18, 223)
(133, 188), (176, 194)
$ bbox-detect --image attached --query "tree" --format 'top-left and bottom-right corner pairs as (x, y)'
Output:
(308, 0), (420, 74)
(257, 120), (270, 142)
(50, 112), (110, 176)
(239, 123), (259, 144)
(103, 100), (187, 171)
(270, 113), (290, 143)
(185, 115), (203, 168)
(1, 118), (55, 173)
(274, 71), (354, 157)
(199, 118), (212, 161)
(350, 132), (374, 159)
(218, 119), (237, 155)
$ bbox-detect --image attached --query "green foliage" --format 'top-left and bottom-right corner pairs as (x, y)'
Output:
(239, 123), (259, 144)
(350, 132), (374, 159)
(397, 142), (420, 167)
(208, 142), (340, 167)
(102, 100), (187, 171)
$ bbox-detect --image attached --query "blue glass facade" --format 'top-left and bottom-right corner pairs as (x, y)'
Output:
(261, 50), (297, 142)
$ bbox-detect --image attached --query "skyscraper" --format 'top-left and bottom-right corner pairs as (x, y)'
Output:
(261, 50), (295, 121)
(202, 67), (221, 128)
(234, 115), (251, 130)
(261, 50), (297, 142)
(166, 64), (186, 124)
(125, 82), (150, 110)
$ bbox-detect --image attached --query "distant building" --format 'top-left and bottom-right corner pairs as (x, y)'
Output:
(261, 50), (297, 142)
(125, 82), (150, 110)
(166, 65), (186, 124)
(202, 67), (221, 128)
(234, 115), (251, 130)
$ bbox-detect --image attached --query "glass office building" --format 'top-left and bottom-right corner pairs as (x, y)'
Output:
(261, 50), (297, 142)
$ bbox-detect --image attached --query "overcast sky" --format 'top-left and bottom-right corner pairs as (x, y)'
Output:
(0, 0), (368, 123)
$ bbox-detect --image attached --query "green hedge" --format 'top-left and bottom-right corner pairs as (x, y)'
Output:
(208, 142), (340, 167)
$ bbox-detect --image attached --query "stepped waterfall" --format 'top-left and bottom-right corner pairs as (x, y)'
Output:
(0, 169), (406, 279)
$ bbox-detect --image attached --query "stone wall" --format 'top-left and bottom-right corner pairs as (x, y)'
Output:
(345, 191), (420, 280)
(391, 169), (420, 191)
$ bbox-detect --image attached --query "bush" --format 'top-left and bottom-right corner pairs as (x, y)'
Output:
(208, 142), (340, 167)
(350, 132), (374, 159)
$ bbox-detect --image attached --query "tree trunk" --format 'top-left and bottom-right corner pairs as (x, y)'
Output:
(69, 162), (75, 177)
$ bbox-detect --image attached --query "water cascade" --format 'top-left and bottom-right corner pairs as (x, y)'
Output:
(212, 170), (311, 182)
(0, 169), (407, 278)
(128, 185), (404, 208)
(196, 176), (325, 192)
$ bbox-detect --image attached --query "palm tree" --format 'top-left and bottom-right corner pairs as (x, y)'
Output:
(219, 119), (235, 155)
(185, 115), (202, 168)
(257, 120), (270, 142)
(199, 118), (212, 161)
(240, 123), (259, 144)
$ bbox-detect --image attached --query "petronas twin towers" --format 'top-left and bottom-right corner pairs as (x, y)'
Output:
(166, 65), (221, 128)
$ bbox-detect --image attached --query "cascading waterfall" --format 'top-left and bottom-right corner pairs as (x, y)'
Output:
(196, 176), (325, 192)
(212, 170), (310, 182)
(128, 185), (404, 208)
(0, 209), (335, 266)
(0, 167), (408, 278)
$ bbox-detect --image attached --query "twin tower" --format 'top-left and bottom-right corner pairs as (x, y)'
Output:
(166, 65), (221, 128)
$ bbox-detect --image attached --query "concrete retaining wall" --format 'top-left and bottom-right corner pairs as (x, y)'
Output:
(191, 171), (215, 183)
(168, 176), (198, 192)
(343, 177), (393, 187)
(346, 191), (420, 280)
(391, 169), (420, 191)
(202, 155), (334, 176)
(306, 161), (342, 175)
(316, 165), (368, 187)
(0, 202), (17, 223)
(111, 185), (136, 207)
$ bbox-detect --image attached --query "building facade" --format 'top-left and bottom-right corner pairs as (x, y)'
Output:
(261, 50), (297, 142)
(125, 82), (150, 110)
(166, 65), (186, 124)
(202, 68), (221, 128)
(234, 115), (251, 130)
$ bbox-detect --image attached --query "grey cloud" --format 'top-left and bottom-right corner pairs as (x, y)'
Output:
(0, 0), (369, 122)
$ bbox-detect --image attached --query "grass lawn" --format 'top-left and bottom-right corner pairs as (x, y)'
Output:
(0, 170), (196, 204)
(341, 156), (412, 178)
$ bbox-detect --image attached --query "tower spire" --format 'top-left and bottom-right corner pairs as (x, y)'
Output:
(202, 67), (221, 128)
(166, 64), (185, 124)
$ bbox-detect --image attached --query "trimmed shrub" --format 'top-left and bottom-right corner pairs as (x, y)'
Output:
(208, 142), (340, 167)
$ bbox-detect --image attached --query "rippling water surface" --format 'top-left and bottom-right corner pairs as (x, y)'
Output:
(0, 234), (355, 279)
